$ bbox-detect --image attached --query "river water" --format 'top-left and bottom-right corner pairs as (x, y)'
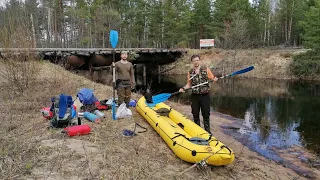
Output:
(85, 67), (320, 161)
(133, 73), (320, 158)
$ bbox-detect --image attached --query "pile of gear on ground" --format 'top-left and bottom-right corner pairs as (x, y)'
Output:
(40, 88), (137, 137)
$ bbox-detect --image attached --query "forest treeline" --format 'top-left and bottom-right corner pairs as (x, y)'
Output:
(0, 0), (319, 50)
(0, 0), (319, 77)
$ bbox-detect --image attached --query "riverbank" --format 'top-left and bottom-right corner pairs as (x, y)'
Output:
(162, 48), (319, 80)
(0, 61), (319, 179)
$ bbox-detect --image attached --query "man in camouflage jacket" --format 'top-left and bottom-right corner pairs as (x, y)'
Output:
(179, 54), (218, 134)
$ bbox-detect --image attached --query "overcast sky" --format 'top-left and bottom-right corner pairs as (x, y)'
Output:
(0, 0), (274, 9)
(0, 0), (25, 7)
(0, 0), (6, 7)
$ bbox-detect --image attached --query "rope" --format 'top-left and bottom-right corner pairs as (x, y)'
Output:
(171, 132), (190, 141)
(177, 146), (226, 177)
(133, 122), (148, 133)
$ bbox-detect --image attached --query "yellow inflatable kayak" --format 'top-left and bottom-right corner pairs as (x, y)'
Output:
(136, 96), (235, 166)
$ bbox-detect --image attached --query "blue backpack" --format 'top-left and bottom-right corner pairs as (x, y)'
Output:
(49, 94), (77, 128)
(77, 88), (98, 105)
(77, 88), (99, 112)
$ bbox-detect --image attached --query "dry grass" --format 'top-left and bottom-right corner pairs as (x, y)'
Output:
(0, 52), (41, 96)
(162, 48), (310, 80)
(280, 52), (293, 58)
(0, 61), (317, 179)
(0, 20), (41, 96)
(161, 48), (215, 74)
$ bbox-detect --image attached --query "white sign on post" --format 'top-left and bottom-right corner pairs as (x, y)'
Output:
(200, 39), (215, 49)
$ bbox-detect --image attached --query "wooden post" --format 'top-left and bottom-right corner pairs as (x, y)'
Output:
(158, 65), (161, 84)
(89, 52), (95, 80)
(133, 64), (137, 83)
(143, 64), (146, 76)
(133, 64), (136, 74)
(143, 65), (146, 86)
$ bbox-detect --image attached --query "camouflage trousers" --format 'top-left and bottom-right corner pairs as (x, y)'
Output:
(117, 87), (131, 106)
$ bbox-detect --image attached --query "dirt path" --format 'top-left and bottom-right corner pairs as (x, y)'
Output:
(0, 61), (319, 179)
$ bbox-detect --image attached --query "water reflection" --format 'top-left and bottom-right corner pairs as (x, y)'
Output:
(84, 68), (320, 156)
(133, 74), (320, 156)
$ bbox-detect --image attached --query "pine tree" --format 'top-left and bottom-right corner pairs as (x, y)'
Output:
(299, 0), (320, 51)
(191, 0), (213, 48)
(212, 0), (254, 48)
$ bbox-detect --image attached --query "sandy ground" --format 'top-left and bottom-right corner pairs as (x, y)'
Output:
(0, 61), (319, 180)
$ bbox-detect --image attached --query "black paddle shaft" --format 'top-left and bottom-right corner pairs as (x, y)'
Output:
(173, 66), (254, 96)
(171, 79), (215, 96)
(157, 66), (254, 103)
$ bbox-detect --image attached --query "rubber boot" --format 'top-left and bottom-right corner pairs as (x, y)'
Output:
(204, 119), (211, 134)
(194, 118), (200, 126)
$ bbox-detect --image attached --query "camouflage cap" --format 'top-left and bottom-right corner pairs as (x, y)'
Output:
(121, 50), (129, 54)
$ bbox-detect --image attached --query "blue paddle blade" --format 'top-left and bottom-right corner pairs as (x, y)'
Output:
(146, 103), (156, 107)
(146, 93), (171, 107)
(230, 66), (254, 77)
(152, 93), (171, 103)
(110, 30), (118, 48)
